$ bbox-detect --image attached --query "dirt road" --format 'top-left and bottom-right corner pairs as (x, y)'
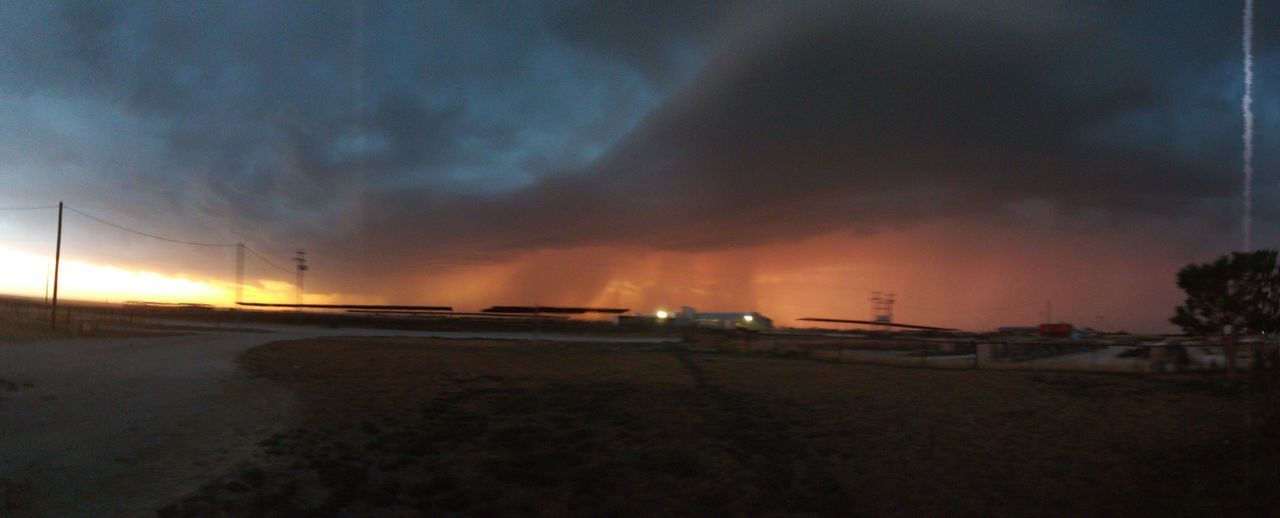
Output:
(0, 324), (677, 516)
(1, 330), (295, 516)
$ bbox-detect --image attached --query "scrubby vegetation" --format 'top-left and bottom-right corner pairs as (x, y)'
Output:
(161, 337), (1275, 516)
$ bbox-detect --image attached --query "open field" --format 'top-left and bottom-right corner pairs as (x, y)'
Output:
(0, 314), (67, 343)
(0, 299), (274, 345)
(163, 337), (1279, 516)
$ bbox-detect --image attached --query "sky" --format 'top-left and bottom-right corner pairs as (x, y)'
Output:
(0, 0), (1276, 332)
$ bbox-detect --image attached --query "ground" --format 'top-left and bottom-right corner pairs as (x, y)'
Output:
(161, 336), (1278, 516)
(0, 317), (679, 517)
(0, 328), (295, 516)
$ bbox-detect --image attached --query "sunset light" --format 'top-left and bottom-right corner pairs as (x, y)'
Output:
(0, 246), (309, 306)
(1, 3), (1275, 514)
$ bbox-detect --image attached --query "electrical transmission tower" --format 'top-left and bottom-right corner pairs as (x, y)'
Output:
(294, 250), (307, 305)
(870, 291), (895, 328)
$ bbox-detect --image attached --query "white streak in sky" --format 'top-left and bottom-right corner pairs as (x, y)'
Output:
(1243, 0), (1255, 251)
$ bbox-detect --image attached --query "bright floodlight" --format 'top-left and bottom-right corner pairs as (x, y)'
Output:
(656, 310), (669, 319)
(743, 314), (754, 322)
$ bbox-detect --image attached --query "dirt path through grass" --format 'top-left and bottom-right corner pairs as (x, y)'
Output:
(673, 352), (847, 514)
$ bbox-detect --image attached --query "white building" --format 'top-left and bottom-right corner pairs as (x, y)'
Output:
(656, 306), (773, 330)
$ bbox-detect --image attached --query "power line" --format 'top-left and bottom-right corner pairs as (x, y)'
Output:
(65, 206), (239, 247)
(243, 245), (296, 274)
(64, 205), (296, 276)
(0, 205), (58, 211)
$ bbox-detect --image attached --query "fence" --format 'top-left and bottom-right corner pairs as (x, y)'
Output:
(706, 332), (1280, 375)
(0, 299), (139, 338)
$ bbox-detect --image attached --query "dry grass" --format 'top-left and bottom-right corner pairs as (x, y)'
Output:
(0, 477), (33, 512)
(700, 355), (1270, 515)
(162, 337), (1277, 516)
(0, 312), (69, 343)
(0, 312), (265, 343)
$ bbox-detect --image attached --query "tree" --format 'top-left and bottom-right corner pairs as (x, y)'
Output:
(1171, 250), (1280, 374)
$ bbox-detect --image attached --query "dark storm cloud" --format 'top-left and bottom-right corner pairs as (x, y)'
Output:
(550, 0), (736, 89)
(0, 0), (1274, 272)
(0, 0), (671, 250)
(351, 0), (1278, 258)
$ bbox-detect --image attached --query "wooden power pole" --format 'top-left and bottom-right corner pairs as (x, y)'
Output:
(235, 243), (245, 304)
(51, 201), (62, 330)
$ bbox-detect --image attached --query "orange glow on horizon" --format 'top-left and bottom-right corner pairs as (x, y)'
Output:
(394, 224), (1187, 333)
(1, 219), (1190, 333)
(0, 246), (362, 307)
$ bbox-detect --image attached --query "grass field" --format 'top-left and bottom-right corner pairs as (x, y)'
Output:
(0, 311), (269, 344)
(0, 312), (69, 343)
(161, 337), (1279, 516)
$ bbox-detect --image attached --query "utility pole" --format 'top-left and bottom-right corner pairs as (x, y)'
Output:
(235, 243), (245, 304)
(51, 202), (62, 330)
(294, 250), (307, 306)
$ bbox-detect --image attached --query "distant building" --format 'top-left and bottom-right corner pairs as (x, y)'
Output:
(996, 326), (1040, 335)
(618, 306), (773, 330)
(997, 324), (1084, 340)
(1039, 323), (1082, 340)
(688, 311), (773, 330)
(993, 322), (1085, 340)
